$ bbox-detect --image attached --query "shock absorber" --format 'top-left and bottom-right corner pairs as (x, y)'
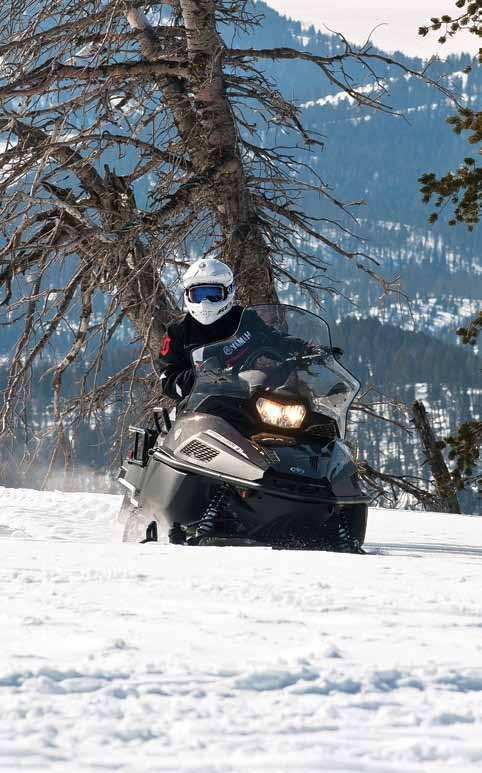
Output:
(196, 483), (232, 537)
(336, 508), (353, 552)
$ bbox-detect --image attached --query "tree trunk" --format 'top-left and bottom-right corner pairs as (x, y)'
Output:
(180, 0), (277, 303)
(411, 400), (460, 513)
(129, 2), (277, 304)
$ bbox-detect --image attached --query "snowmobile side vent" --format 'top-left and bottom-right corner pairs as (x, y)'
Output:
(310, 456), (319, 472)
(180, 439), (220, 463)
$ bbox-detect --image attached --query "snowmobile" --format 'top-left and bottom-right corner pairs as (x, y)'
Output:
(118, 304), (369, 551)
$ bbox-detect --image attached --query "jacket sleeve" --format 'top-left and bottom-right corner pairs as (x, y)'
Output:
(158, 323), (194, 401)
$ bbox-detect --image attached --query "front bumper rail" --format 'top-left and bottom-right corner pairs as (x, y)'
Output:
(152, 447), (369, 506)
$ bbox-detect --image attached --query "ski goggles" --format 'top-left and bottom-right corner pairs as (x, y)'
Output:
(186, 284), (229, 303)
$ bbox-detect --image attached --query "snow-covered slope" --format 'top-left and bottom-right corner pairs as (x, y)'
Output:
(1, 487), (482, 772)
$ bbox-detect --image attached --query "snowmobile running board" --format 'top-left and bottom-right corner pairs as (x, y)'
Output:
(152, 447), (370, 506)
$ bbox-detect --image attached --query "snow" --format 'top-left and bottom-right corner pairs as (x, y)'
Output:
(1, 486), (482, 771)
(295, 34), (311, 47)
(300, 81), (384, 110)
(446, 70), (470, 95)
(345, 295), (481, 341)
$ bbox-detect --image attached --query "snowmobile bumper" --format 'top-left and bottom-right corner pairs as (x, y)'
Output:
(151, 446), (369, 506)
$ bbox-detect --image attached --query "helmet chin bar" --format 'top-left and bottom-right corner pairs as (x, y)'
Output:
(187, 297), (234, 325)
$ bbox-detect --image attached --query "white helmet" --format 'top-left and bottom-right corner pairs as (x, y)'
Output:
(182, 258), (235, 326)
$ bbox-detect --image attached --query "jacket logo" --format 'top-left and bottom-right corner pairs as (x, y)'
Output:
(223, 331), (251, 356)
(160, 335), (171, 356)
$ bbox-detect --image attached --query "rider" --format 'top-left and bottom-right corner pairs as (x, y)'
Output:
(159, 257), (306, 403)
(159, 257), (242, 403)
(159, 257), (245, 544)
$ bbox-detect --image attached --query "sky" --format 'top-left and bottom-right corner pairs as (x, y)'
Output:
(264, 1), (476, 59)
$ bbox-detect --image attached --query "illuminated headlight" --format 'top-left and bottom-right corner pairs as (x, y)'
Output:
(256, 397), (306, 429)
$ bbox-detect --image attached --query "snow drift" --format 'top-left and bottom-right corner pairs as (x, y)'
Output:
(1, 486), (481, 772)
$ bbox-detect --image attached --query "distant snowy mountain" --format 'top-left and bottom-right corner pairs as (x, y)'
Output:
(239, 3), (481, 338)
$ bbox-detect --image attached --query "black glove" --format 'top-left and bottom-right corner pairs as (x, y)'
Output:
(277, 335), (306, 357)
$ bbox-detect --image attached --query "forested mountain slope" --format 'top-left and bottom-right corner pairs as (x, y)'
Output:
(240, 3), (481, 339)
(336, 318), (481, 390)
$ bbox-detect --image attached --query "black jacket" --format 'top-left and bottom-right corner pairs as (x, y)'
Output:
(159, 306), (244, 401)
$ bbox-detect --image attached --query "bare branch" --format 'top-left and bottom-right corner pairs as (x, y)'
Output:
(0, 60), (189, 101)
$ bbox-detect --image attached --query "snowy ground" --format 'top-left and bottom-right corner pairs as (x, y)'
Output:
(1, 487), (482, 772)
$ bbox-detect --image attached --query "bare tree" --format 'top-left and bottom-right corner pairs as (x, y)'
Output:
(411, 400), (460, 513)
(0, 0), (450, 477)
(351, 389), (458, 511)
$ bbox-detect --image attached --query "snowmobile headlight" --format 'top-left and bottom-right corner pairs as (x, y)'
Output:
(256, 398), (306, 429)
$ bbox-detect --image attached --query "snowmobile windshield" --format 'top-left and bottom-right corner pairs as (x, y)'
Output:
(187, 304), (360, 437)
